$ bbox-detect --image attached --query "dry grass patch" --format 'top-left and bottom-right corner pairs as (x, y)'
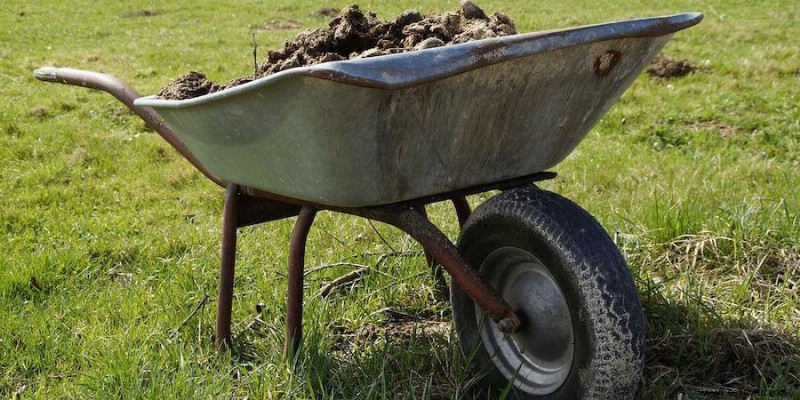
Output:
(631, 231), (800, 395)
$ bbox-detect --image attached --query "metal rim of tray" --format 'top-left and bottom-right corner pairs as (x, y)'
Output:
(133, 12), (704, 107)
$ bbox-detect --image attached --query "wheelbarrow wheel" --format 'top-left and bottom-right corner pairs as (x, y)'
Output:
(451, 186), (645, 399)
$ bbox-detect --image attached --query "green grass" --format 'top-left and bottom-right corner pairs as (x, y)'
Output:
(1, 0), (798, 398)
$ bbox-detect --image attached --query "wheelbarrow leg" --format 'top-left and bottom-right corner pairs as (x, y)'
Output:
(411, 198), (470, 299)
(358, 206), (521, 333)
(284, 206), (317, 362)
(451, 196), (471, 228)
(411, 205), (448, 299)
(215, 184), (239, 351)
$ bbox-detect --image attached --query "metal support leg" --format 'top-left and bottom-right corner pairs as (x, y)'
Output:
(216, 184), (239, 351)
(358, 206), (521, 334)
(284, 207), (317, 361)
(411, 205), (448, 299)
(451, 196), (471, 228)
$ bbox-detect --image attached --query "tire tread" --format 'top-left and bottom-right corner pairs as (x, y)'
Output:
(453, 186), (645, 399)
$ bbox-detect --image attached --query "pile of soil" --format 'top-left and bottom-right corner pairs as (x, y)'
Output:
(645, 55), (698, 79)
(157, 1), (516, 100)
(331, 309), (451, 351)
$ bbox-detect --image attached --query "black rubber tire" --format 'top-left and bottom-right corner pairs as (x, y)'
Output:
(451, 186), (645, 399)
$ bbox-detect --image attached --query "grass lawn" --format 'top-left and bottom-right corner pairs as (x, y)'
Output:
(1, 0), (798, 398)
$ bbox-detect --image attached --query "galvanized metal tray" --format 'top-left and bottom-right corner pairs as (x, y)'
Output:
(135, 13), (702, 207)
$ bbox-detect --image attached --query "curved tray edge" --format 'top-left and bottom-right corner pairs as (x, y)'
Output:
(135, 13), (702, 109)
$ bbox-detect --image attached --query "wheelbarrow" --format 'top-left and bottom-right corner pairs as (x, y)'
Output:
(35, 12), (702, 398)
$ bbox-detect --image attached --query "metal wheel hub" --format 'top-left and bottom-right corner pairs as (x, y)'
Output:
(477, 246), (574, 395)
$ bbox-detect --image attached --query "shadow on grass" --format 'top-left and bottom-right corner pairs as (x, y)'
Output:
(227, 295), (798, 399)
(230, 308), (489, 399)
(639, 289), (799, 398)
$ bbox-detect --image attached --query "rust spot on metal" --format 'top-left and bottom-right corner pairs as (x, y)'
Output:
(593, 50), (622, 78)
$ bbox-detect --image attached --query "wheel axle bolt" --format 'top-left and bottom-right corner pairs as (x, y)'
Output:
(497, 318), (516, 335)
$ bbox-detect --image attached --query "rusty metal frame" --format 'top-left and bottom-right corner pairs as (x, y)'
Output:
(215, 184), (239, 350)
(411, 204), (447, 298)
(412, 199), (471, 299)
(211, 174), (555, 357)
(284, 206), (317, 360)
(350, 205), (521, 331)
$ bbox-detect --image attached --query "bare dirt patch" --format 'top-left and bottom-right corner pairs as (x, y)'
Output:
(646, 55), (698, 79)
(310, 7), (339, 18)
(333, 319), (451, 350)
(254, 20), (303, 31)
(332, 306), (451, 350)
(120, 10), (163, 19)
(688, 120), (739, 138)
(158, 1), (516, 100)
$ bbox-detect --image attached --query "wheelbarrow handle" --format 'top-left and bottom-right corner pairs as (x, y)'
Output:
(34, 67), (224, 187)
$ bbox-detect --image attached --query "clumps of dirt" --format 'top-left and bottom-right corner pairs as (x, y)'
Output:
(646, 55), (698, 79)
(120, 9), (162, 18)
(157, 1), (516, 100)
(156, 71), (221, 100)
